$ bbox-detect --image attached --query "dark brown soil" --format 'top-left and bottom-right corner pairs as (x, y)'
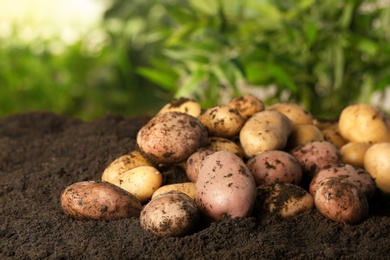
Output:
(1, 112), (390, 259)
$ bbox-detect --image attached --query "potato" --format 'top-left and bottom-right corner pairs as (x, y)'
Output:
(364, 142), (390, 194)
(321, 125), (347, 149)
(198, 105), (245, 138)
(246, 150), (302, 186)
(61, 181), (142, 220)
(151, 182), (196, 200)
(227, 94), (265, 120)
(110, 166), (162, 203)
(140, 191), (199, 237)
(338, 104), (390, 143)
(196, 150), (257, 220)
(287, 124), (324, 149)
(239, 110), (292, 158)
(314, 178), (369, 224)
(267, 102), (313, 125)
(309, 164), (376, 200)
(186, 149), (215, 182)
(254, 182), (314, 218)
(204, 136), (244, 158)
(137, 111), (208, 164)
(101, 150), (152, 183)
(340, 142), (371, 168)
(157, 97), (202, 118)
(290, 141), (342, 178)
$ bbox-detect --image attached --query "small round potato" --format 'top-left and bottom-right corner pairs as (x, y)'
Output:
(111, 166), (163, 203)
(340, 142), (371, 168)
(61, 181), (142, 220)
(227, 95), (265, 120)
(314, 178), (369, 224)
(246, 150), (302, 186)
(186, 149), (215, 182)
(196, 150), (257, 221)
(198, 105), (245, 138)
(204, 137), (244, 158)
(287, 124), (324, 149)
(267, 102), (313, 125)
(101, 150), (152, 183)
(254, 182), (314, 218)
(140, 191), (199, 237)
(151, 182), (196, 200)
(157, 97), (202, 118)
(137, 112), (208, 164)
(364, 142), (390, 194)
(321, 125), (348, 149)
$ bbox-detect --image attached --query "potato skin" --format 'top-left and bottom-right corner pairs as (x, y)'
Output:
(340, 142), (371, 168)
(136, 112), (208, 164)
(151, 182), (196, 200)
(61, 181), (142, 220)
(246, 150), (302, 186)
(196, 150), (257, 221)
(157, 97), (202, 118)
(186, 149), (215, 182)
(140, 191), (199, 237)
(364, 142), (390, 194)
(314, 178), (369, 224)
(267, 102), (313, 125)
(287, 124), (324, 149)
(204, 137), (244, 158)
(227, 95), (265, 120)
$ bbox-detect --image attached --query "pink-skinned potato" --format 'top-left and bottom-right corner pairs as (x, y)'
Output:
(196, 150), (257, 221)
(61, 181), (142, 220)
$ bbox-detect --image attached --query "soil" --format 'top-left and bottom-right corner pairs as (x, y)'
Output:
(1, 111), (390, 259)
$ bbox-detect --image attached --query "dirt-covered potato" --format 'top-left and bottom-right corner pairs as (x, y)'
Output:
(321, 125), (348, 149)
(338, 104), (390, 143)
(196, 150), (257, 221)
(110, 166), (162, 203)
(314, 178), (369, 224)
(246, 150), (302, 186)
(137, 111), (208, 164)
(204, 136), (244, 158)
(287, 124), (324, 149)
(140, 191), (199, 237)
(290, 141), (342, 178)
(186, 149), (215, 182)
(198, 105), (245, 138)
(267, 102), (313, 125)
(227, 94), (265, 120)
(61, 181), (142, 220)
(240, 110), (292, 158)
(157, 97), (202, 118)
(254, 182), (314, 218)
(364, 142), (390, 194)
(151, 182), (196, 200)
(101, 150), (152, 183)
(309, 164), (376, 200)
(340, 142), (371, 168)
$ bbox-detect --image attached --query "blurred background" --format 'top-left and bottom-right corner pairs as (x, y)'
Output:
(1, 0), (389, 121)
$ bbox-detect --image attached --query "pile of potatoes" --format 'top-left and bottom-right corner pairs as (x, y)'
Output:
(61, 96), (390, 236)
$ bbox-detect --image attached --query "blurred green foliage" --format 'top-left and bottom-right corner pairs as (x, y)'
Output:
(1, 0), (389, 120)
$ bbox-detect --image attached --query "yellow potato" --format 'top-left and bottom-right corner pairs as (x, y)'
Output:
(111, 166), (163, 203)
(364, 142), (390, 194)
(152, 182), (196, 200)
(287, 124), (324, 149)
(321, 125), (348, 149)
(267, 102), (313, 125)
(102, 151), (152, 183)
(340, 142), (371, 168)
(227, 95), (265, 120)
(157, 97), (202, 118)
(204, 136), (244, 158)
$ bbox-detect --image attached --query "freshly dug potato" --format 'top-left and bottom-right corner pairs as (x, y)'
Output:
(314, 178), (369, 224)
(254, 182), (314, 218)
(309, 164), (376, 200)
(137, 111), (208, 164)
(321, 125), (347, 149)
(227, 94), (265, 120)
(151, 182), (196, 200)
(290, 141), (342, 178)
(61, 181), (142, 220)
(338, 104), (390, 143)
(204, 137), (244, 158)
(111, 166), (162, 203)
(186, 149), (215, 182)
(340, 142), (371, 168)
(364, 142), (390, 194)
(240, 110), (292, 158)
(246, 150), (302, 186)
(157, 97), (202, 118)
(101, 150), (152, 183)
(140, 191), (199, 237)
(267, 102), (313, 125)
(287, 124), (324, 149)
(196, 150), (257, 220)
(198, 105), (245, 138)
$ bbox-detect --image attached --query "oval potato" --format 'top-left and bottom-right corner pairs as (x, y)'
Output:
(364, 142), (390, 194)
(152, 182), (196, 200)
(157, 97), (202, 118)
(227, 95), (265, 120)
(267, 102), (313, 125)
(340, 142), (371, 168)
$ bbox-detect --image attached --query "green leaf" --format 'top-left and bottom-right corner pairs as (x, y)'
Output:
(175, 67), (205, 97)
(137, 67), (177, 90)
(268, 64), (298, 92)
